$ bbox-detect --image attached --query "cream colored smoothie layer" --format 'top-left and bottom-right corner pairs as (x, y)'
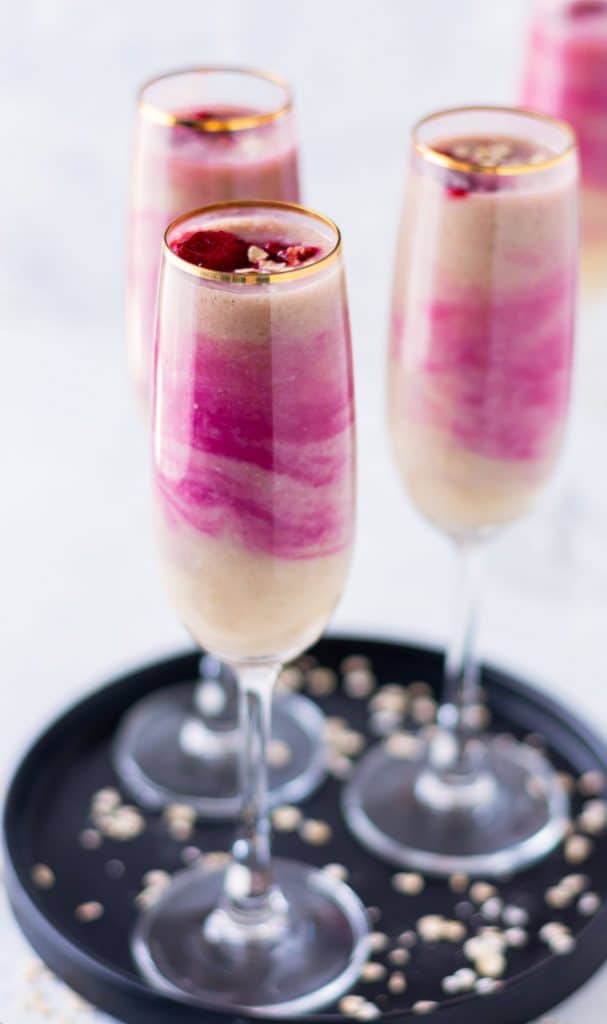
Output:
(392, 161), (576, 297)
(389, 417), (561, 534)
(159, 524), (351, 661)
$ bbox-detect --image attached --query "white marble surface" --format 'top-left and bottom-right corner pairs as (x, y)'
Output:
(2, 1), (607, 1021)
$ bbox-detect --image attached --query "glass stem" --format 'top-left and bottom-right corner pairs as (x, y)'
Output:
(179, 656), (240, 758)
(220, 661), (288, 931)
(435, 538), (485, 774)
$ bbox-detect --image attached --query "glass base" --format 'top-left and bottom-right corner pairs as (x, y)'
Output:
(343, 732), (569, 877)
(114, 684), (327, 818)
(132, 858), (370, 1017)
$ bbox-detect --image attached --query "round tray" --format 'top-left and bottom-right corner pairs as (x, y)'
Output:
(4, 634), (607, 1024)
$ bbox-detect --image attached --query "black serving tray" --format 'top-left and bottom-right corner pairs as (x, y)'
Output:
(4, 634), (607, 1023)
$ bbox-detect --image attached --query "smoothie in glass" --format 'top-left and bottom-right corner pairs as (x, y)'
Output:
(127, 69), (300, 404)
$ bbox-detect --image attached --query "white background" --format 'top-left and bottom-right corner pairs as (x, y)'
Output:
(2, 1), (606, 1020)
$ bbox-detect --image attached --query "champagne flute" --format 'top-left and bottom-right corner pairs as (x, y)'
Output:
(117, 68), (327, 817)
(132, 200), (368, 1013)
(344, 107), (578, 876)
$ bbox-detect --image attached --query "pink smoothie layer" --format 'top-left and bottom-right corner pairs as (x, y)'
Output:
(402, 271), (574, 463)
(156, 325), (354, 559)
(127, 104), (300, 405)
(390, 131), (577, 532)
(522, 1), (607, 188)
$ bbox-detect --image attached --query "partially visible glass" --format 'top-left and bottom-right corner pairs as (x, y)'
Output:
(522, 0), (607, 291)
(127, 67), (300, 404)
(132, 201), (368, 1014)
(117, 68), (328, 818)
(520, 1), (607, 581)
(344, 107), (578, 877)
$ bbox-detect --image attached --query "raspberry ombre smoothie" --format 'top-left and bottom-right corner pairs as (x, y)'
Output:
(127, 68), (300, 404)
(135, 205), (367, 1016)
(154, 201), (355, 661)
(390, 107), (578, 535)
(522, 0), (607, 289)
(342, 110), (577, 882)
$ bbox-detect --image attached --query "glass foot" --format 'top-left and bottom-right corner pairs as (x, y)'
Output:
(132, 858), (370, 1017)
(343, 732), (569, 877)
(114, 684), (327, 818)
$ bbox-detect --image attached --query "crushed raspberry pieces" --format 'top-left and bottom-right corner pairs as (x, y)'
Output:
(264, 240), (320, 264)
(170, 229), (321, 272)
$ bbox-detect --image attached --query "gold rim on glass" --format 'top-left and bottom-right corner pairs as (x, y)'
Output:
(163, 200), (341, 285)
(138, 66), (293, 132)
(412, 105), (577, 175)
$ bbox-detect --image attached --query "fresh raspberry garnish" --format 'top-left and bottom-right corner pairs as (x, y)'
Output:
(446, 186), (469, 199)
(170, 230), (250, 271)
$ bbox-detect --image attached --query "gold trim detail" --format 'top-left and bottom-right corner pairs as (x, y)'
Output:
(163, 200), (341, 285)
(138, 66), (292, 132)
(412, 105), (577, 175)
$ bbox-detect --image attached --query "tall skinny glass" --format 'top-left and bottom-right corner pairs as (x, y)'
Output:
(127, 67), (300, 404)
(132, 201), (368, 1014)
(118, 68), (329, 818)
(344, 107), (578, 877)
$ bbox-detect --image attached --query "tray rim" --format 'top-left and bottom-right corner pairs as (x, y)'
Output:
(4, 631), (607, 1024)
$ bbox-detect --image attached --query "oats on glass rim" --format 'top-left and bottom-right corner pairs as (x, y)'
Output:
(247, 244), (268, 263)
